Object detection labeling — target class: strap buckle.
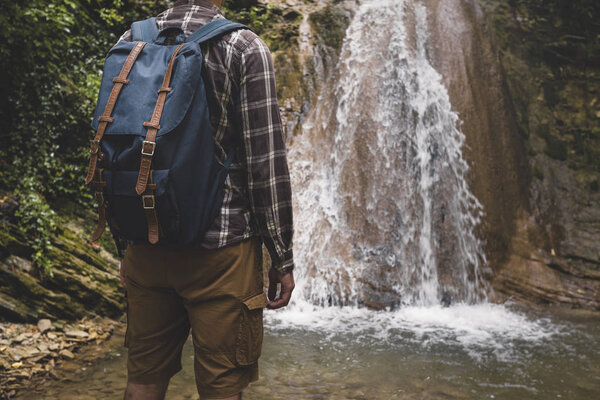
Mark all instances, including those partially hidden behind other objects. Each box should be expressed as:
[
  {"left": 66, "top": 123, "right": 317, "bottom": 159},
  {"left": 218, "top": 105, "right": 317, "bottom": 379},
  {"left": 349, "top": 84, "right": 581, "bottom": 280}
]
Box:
[
  {"left": 141, "top": 140, "right": 156, "bottom": 156},
  {"left": 90, "top": 139, "right": 101, "bottom": 155},
  {"left": 142, "top": 195, "right": 155, "bottom": 210}
]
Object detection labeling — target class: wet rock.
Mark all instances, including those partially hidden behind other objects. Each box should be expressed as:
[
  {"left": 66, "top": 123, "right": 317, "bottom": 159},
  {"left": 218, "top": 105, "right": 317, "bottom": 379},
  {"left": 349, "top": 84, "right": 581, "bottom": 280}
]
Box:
[
  {"left": 12, "top": 334, "right": 27, "bottom": 344},
  {"left": 65, "top": 330, "right": 89, "bottom": 339},
  {"left": 424, "top": 0, "right": 600, "bottom": 310},
  {"left": 441, "top": 292, "right": 452, "bottom": 307},
  {"left": 5, "top": 255, "right": 33, "bottom": 274},
  {"left": 58, "top": 349, "right": 75, "bottom": 360},
  {"left": 0, "top": 219, "right": 125, "bottom": 323}
]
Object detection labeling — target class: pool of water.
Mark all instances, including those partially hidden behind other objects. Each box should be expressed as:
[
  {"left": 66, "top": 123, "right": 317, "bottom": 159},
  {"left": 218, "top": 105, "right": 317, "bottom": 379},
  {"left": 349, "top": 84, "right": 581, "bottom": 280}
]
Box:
[{"left": 17, "top": 302, "right": 600, "bottom": 399}]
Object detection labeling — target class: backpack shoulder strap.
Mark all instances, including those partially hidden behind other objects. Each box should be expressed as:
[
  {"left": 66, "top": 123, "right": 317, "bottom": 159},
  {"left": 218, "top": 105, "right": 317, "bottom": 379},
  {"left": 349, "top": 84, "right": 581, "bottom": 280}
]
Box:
[
  {"left": 185, "top": 18, "right": 249, "bottom": 44},
  {"left": 131, "top": 17, "right": 159, "bottom": 42}
]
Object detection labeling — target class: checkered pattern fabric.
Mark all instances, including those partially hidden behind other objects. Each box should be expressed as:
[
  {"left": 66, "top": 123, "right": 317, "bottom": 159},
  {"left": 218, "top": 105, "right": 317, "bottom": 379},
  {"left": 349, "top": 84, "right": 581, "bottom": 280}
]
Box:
[{"left": 112, "top": 0, "right": 294, "bottom": 273}]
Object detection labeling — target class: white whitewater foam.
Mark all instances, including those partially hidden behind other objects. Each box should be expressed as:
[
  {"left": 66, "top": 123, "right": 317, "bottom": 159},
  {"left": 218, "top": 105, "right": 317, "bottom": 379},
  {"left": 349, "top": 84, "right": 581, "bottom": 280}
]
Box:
[{"left": 265, "top": 301, "right": 568, "bottom": 362}]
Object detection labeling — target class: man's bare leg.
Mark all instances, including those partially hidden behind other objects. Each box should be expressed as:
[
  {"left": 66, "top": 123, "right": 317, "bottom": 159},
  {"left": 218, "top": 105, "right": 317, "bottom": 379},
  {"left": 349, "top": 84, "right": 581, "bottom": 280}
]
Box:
[{"left": 123, "top": 381, "right": 169, "bottom": 400}]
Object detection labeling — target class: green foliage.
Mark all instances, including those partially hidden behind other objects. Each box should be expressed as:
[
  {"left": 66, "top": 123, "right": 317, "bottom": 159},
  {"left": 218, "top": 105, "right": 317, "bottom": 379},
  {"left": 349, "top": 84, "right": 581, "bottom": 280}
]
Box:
[
  {"left": 0, "top": 0, "right": 301, "bottom": 275},
  {"left": 13, "top": 180, "right": 58, "bottom": 277},
  {"left": 0, "top": 0, "right": 165, "bottom": 274}
]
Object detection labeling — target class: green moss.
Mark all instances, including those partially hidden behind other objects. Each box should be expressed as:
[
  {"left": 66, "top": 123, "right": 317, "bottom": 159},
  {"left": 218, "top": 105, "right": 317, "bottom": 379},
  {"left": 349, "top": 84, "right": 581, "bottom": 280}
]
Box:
[
  {"left": 483, "top": 0, "right": 600, "bottom": 177},
  {"left": 533, "top": 165, "right": 545, "bottom": 180},
  {"left": 544, "top": 135, "right": 568, "bottom": 161},
  {"left": 535, "top": 123, "right": 551, "bottom": 139},
  {"left": 0, "top": 224, "right": 31, "bottom": 259},
  {"left": 309, "top": 6, "right": 350, "bottom": 52},
  {"left": 543, "top": 81, "right": 567, "bottom": 109},
  {"left": 275, "top": 52, "right": 304, "bottom": 103}
]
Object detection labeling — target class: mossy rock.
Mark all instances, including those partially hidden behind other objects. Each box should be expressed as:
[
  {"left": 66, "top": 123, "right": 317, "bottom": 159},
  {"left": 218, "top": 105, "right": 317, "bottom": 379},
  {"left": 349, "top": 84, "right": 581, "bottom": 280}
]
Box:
[
  {"left": 544, "top": 135, "right": 568, "bottom": 161},
  {"left": 309, "top": 5, "right": 351, "bottom": 52},
  {"left": 0, "top": 218, "right": 124, "bottom": 322}
]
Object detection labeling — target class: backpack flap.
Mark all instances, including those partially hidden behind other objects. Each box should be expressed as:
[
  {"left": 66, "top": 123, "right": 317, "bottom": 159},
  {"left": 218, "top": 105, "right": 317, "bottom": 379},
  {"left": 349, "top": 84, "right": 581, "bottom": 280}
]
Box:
[
  {"left": 131, "top": 17, "right": 159, "bottom": 42},
  {"left": 91, "top": 40, "right": 203, "bottom": 138}
]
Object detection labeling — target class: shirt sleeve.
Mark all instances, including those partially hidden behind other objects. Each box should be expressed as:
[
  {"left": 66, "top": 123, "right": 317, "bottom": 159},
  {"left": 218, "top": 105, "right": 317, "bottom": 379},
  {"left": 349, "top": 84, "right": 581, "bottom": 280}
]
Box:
[{"left": 239, "top": 36, "right": 294, "bottom": 274}]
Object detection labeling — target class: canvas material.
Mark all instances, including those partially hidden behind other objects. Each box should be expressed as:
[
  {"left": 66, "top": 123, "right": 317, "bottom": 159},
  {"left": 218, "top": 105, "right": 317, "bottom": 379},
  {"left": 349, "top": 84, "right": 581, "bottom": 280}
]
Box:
[{"left": 89, "top": 19, "right": 248, "bottom": 246}]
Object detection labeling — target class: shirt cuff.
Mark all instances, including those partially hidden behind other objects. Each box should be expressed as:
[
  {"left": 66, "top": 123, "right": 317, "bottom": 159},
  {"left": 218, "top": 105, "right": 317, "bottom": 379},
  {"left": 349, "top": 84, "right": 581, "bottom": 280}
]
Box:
[
  {"left": 111, "top": 233, "right": 129, "bottom": 259},
  {"left": 271, "top": 249, "right": 294, "bottom": 274}
]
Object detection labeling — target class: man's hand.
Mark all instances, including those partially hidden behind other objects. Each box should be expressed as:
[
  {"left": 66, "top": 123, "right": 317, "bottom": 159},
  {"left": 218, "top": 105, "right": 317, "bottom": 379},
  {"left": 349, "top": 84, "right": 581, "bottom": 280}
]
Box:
[
  {"left": 119, "top": 259, "right": 127, "bottom": 289},
  {"left": 267, "top": 268, "right": 294, "bottom": 309}
]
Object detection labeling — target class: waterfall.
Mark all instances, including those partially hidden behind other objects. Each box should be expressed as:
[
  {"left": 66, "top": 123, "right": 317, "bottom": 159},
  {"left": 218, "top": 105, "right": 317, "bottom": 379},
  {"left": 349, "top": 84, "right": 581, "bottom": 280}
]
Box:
[{"left": 288, "top": 0, "right": 489, "bottom": 308}]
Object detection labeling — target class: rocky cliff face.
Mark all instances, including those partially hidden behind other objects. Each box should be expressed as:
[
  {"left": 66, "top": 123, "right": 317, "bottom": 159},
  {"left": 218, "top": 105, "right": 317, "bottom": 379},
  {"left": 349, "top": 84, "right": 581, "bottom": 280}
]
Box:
[
  {"left": 471, "top": 0, "right": 599, "bottom": 309},
  {"left": 412, "top": 0, "right": 599, "bottom": 309}
]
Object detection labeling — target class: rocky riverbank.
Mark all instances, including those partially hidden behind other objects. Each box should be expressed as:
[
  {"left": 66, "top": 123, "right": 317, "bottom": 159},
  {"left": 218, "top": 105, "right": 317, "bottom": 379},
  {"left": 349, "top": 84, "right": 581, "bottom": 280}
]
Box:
[{"left": 0, "top": 316, "right": 121, "bottom": 399}]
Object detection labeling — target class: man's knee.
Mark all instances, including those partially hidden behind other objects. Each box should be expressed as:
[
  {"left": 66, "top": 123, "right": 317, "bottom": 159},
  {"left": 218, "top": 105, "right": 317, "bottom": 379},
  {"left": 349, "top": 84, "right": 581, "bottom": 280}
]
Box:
[{"left": 124, "top": 380, "right": 170, "bottom": 400}]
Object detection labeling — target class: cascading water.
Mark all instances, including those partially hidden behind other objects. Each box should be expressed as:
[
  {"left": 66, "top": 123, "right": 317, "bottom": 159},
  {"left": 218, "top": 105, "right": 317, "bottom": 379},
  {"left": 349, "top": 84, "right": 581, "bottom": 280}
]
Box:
[
  {"left": 289, "top": 0, "right": 488, "bottom": 309},
  {"left": 267, "top": 0, "right": 570, "bottom": 366}
]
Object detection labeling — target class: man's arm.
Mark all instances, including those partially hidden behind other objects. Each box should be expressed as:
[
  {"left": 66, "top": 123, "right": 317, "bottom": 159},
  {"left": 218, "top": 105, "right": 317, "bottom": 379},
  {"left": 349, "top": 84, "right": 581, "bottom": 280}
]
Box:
[{"left": 239, "top": 36, "right": 295, "bottom": 286}]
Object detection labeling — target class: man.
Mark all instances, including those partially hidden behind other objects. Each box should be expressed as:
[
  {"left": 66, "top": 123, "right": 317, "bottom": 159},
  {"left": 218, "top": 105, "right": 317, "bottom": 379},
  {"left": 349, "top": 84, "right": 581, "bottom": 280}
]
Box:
[{"left": 114, "top": 1, "right": 295, "bottom": 399}]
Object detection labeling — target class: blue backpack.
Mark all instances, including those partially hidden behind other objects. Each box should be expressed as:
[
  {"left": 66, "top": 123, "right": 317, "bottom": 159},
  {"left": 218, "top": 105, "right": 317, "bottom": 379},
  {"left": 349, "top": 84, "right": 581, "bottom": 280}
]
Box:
[{"left": 85, "top": 18, "right": 249, "bottom": 246}]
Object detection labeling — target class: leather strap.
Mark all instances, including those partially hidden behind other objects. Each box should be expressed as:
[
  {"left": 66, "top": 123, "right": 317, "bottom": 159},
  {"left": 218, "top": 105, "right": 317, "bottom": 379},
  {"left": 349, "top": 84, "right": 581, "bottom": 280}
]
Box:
[
  {"left": 141, "top": 171, "right": 160, "bottom": 244},
  {"left": 135, "top": 43, "right": 186, "bottom": 195},
  {"left": 85, "top": 41, "right": 147, "bottom": 185},
  {"left": 90, "top": 168, "right": 107, "bottom": 241}
]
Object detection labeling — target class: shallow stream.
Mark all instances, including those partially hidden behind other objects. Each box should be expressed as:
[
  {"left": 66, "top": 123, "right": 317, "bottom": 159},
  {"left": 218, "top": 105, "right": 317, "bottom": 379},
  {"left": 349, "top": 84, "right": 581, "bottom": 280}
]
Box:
[{"left": 17, "top": 302, "right": 600, "bottom": 399}]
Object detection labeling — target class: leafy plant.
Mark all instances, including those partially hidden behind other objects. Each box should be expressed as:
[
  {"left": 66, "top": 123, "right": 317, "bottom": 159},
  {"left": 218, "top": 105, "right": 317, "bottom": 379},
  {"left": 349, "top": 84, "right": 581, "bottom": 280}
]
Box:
[
  {"left": 13, "top": 179, "right": 58, "bottom": 276},
  {"left": 0, "top": 0, "right": 165, "bottom": 274}
]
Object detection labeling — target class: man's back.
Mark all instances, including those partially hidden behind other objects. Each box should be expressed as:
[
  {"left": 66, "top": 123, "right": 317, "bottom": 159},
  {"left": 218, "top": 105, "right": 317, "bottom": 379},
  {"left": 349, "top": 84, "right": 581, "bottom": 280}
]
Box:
[
  {"left": 113, "top": 1, "right": 296, "bottom": 399},
  {"left": 115, "top": 0, "right": 294, "bottom": 275}
]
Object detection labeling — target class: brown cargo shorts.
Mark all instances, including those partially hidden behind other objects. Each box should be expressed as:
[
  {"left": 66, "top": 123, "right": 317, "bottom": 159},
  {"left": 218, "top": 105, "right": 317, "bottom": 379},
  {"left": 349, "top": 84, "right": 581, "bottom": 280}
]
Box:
[{"left": 122, "top": 237, "right": 266, "bottom": 398}]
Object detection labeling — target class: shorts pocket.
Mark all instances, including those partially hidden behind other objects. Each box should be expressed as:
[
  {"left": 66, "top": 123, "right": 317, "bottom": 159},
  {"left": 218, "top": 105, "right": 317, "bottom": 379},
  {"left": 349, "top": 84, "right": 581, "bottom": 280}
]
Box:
[{"left": 235, "top": 292, "right": 268, "bottom": 366}]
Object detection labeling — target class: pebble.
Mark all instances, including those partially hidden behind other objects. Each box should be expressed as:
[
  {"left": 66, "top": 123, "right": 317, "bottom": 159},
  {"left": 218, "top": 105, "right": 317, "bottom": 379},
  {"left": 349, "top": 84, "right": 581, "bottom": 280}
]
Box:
[
  {"left": 37, "top": 319, "right": 52, "bottom": 333},
  {"left": 59, "top": 349, "right": 75, "bottom": 360},
  {"left": 65, "top": 330, "right": 89, "bottom": 339},
  {"left": 12, "top": 333, "right": 29, "bottom": 343}
]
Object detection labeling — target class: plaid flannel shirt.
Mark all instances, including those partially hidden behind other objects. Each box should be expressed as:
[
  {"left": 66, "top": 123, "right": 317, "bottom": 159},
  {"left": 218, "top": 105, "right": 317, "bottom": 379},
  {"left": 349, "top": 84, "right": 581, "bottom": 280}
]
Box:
[{"left": 112, "top": 0, "right": 294, "bottom": 273}]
